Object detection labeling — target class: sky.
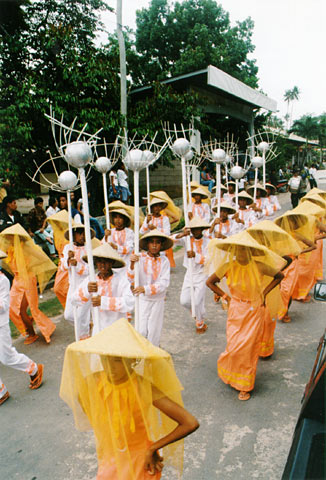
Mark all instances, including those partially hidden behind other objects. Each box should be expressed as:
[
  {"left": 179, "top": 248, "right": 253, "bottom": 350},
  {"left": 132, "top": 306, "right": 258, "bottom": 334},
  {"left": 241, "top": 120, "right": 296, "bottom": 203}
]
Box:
[{"left": 101, "top": 0, "right": 326, "bottom": 123}]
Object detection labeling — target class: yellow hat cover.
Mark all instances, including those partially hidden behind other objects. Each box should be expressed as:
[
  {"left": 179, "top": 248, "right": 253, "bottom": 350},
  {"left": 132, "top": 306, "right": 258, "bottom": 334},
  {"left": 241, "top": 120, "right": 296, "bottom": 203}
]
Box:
[
  {"left": 247, "top": 220, "right": 301, "bottom": 257},
  {"left": 299, "top": 195, "right": 326, "bottom": 215},
  {"left": 305, "top": 187, "right": 326, "bottom": 200},
  {"left": 60, "top": 318, "right": 184, "bottom": 479},
  {"left": 47, "top": 209, "right": 73, "bottom": 254},
  {"left": 274, "top": 211, "right": 316, "bottom": 242},
  {"left": 0, "top": 224, "right": 57, "bottom": 292}
]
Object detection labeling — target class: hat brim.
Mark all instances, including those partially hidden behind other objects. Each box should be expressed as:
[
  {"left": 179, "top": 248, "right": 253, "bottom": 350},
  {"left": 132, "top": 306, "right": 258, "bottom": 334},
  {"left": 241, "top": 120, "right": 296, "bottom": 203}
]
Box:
[
  {"left": 110, "top": 210, "right": 131, "bottom": 228},
  {"left": 139, "top": 234, "right": 173, "bottom": 252},
  {"left": 82, "top": 253, "right": 125, "bottom": 269},
  {"left": 64, "top": 225, "right": 95, "bottom": 241}
]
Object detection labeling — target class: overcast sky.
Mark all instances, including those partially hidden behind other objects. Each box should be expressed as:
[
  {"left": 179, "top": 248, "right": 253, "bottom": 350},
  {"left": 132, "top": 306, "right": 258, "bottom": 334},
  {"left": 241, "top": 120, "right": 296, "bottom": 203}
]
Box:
[{"left": 102, "top": 0, "right": 326, "bottom": 122}]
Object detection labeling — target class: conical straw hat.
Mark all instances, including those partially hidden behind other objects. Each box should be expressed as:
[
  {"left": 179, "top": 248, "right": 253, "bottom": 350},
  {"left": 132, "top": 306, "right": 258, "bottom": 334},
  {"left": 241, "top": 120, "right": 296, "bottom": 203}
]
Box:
[
  {"left": 247, "top": 220, "right": 302, "bottom": 257},
  {"left": 300, "top": 194, "right": 326, "bottom": 210},
  {"left": 265, "top": 183, "right": 276, "bottom": 193},
  {"left": 188, "top": 216, "right": 210, "bottom": 229},
  {"left": 306, "top": 187, "right": 326, "bottom": 199},
  {"left": 293, "top": 201, "right": 325, "bottom": 218},
  {"left": 191, "top": 187, "right": 209, "bottom": 199},
  {"left": 83, "top": 243, "right": 125, "bottom": 268},
  {"left": 214, "top": 230, "right": 270, "bottom": 256},
  {"left": 212, "top": 184, "right": 227, "bottom": 193},
  {"left": 238, "top": 191, "right": 254, "bottom": 204},
  {"left": 247, "top": 183, "right": 267, "bottom": 195},
  {"left": 212, "top": 202, "right": 236, "bottom": 214},
  {"left": 139, "top": 229, "right": 173, "bottom": 251},
  {"left": 64, "top": 223, "right": 95, "bottom": 241},
  {"left": 110, "top": 209, "right": 131, "bottom": 228},
  {"left": 190, "top": 181, "right": 201, "bottom": 190},
  {"left": 0, "top": 223, "right": 30, "bottom": 239},
  {"left": 0, "top": 249, "right": 7, "bottom": 260},
  {"left": 227, "top": 181, "right": 236, "bottom": 186},
  {"left": 149, "top": 197, "right": 168, "bottom": 209},
  {"left": 68, "top": 317, "right": 170, "bottom": 358},
  {"left": 47, "top": 209, "right": 70, "bottom": 225}
]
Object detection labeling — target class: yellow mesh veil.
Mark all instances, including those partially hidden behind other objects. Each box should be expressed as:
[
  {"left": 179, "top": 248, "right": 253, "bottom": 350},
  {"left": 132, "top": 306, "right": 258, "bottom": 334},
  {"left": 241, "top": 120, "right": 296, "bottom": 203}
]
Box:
[
  {"left": 47, "top": 209, "right": 71, "bottom": 254},
  {"left": 305, "top": 187, "right": 326, "bottom": 200},
  {"left": 0, "top": 224, "right": 57, "bottom": 292},
  {"left": 149, "top": 191, "right": 182, "bottom": 229},
  {"left": 298, "top": 196, "right": 326, "bottom": 218},
  {"left": 274, "top": 211, "right": 316, "bottom": 242},
  {"left": 207, "top": 231, "right": 286, "bottom": 302},
  {"left": 247, "top": 220, "right": 301, "bottom": 257},
  {"left": 60, "top": 318, "right": 184, "bottom": 479},
  {"left": 105, "top": 200, "right": 145, "bottom": 228}
]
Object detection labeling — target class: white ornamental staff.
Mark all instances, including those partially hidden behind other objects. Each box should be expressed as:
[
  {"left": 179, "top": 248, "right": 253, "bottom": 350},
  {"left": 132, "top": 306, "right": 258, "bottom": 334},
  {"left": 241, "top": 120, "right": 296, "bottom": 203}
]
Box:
[
  {"left": 251, "top": 156, "right": 264, "bottom": 202},
  {"left": 64, "top": 141, "right": 100, "bottom": 334},
  {"left": 172, "top": 138, "right": 196, "bottom": 319},
  {"left": 123, "top": 149, "right": 150, "bottom": 330},
  {"left": 143, "top": 150, "right": 155, "bottom": 215},
  {"left": 94, "top": 156, "right": 112, "bottom": 229},
  {"left": 229, "top": 165, "right": 245, "bottom": 209},
  {"left": 257, "top": 141, "right": 270, "bottom": 188},
  {"left": 211, "top": 148, "right": 226, "bottom": 217}
]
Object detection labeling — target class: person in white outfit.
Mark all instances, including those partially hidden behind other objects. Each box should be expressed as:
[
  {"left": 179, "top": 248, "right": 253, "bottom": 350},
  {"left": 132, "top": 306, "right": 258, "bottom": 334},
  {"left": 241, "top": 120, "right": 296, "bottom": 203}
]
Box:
[
  {"left": 103, "top": 209, "right": 134, "bottom": 272},
  {"left": 62, "top": 225, "right": 93, "bottom": 339},
  {"left": 210, "top": 184, "right": 227, "bottom": 213},
  {"left": 172, "top": 216, "right": 211, "bottom": 334},
  {"left": 0, "top": 249, "right": 43, "bottom": 406},
  {"left": 247, "top": 184, "right": 274, "bottom": 220},
  {"left": 190, "top": 187, "right": 211, "bottom": 223},
  {"left": 223, "top": 181, "right": 236, "bottom": 205},
  {"left": 233, "top": 191, "right": 258, "bottom": 229},
  {"left": 210, "top": 202, "right": 240, "bottom": 238},
  {"left": 73, "top": 243, "right": 134, "bottom": 335},
  {"left": 265, "top": 184, "right": 281, "bottom": 218},
  {"left": 139, "top": 198, "right": 170, "bottom": 235},
  {"left": 128, "top": 229, "right": 171, "bottom": 346}
]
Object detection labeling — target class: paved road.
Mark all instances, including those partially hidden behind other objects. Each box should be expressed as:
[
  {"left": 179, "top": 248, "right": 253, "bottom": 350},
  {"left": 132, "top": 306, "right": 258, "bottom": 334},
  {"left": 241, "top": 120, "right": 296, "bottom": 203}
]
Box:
[{"left": 1, "top": 192, "right": 326, "bottom": 480}]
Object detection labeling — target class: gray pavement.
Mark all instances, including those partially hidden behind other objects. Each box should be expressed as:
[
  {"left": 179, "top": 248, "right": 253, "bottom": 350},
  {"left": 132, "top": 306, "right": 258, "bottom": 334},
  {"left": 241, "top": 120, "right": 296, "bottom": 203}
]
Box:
[{"left": 1, "top": 192, "right": 326, "bottom": 480}]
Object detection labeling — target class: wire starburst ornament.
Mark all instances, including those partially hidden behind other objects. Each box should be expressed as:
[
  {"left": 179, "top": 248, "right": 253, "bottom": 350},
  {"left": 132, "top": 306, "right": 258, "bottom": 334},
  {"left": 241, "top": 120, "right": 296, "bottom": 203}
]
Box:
[{"left": 246, "top": 130, "right": 279, "bottom": 188}]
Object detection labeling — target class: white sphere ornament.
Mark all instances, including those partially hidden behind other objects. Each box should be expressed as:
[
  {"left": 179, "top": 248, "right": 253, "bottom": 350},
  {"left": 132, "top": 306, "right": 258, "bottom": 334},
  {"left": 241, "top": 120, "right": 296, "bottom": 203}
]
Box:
[
  {"left": 123, "top": 149, "right": 148, "bottom": 172},
  {"left": 184, "top": 150, "right": 194, "bottom": 162},
  {"left": 95, "top": 156, "right": 112, "bottom": 174},
  {"left": 143, "top": 150, "right": 155, "bottom": 164},
  {"left": 251, "top": 156, "right": 264, "bottom": 169},
  {"left": 172, "top": 138, "right": 190, "bottom": 156},
  {"left": 58, "top": 170, "right": 78, "bottom": 191},
  {"left": 64, "top": 141, "right": 93, "bottom": 168},
  {"left": 212, "top": 148, "right": 226, "bottom": 164},
  {"left": 230, "top": 165, "right": 245, "bottom": 180},
  {"left": 257, "top": 141, "right": 270, "bottom": 153},
  {"left": 224, "top": 154, "right": 232, "bottom": 165}
]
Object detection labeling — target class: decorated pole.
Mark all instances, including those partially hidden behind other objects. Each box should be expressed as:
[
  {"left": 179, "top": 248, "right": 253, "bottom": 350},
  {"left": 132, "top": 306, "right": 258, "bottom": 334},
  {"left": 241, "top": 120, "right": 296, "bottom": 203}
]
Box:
[
  {"left": 229, "top": 165, "right": 245, "bottom": 209},
  {"left": 64, "top": 141, "right": 100, "bottom": 334},
  {"left": 143, "top": 150, "right": 155, "bottom": 215},
  {"left": 257, "top": 141, "right": 270, "bottom": 188},
  {"left": 251, "top": 156, "right": 264, "bottom": 202},
  {"left": 172, "top": 138, "right": 196, "bottom": 319},
  {"left": 123, "top": 149, "right": 149, "bottom": 331},
  {"left": 94, "top": 156, "right": 112, "bottom": 229},
  {"left": 211, "top": 149, "right": 226, "bottom": 217},
  {"left": 58, "top": 170, "right": 79, "bottom": 341}
]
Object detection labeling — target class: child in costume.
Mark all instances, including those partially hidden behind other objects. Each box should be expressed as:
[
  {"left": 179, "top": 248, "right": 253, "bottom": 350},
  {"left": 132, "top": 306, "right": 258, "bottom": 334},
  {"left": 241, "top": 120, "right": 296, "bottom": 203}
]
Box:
[
  {"left": 62, "top": 225, "right": 93, "bottom": 339},
  {"left": 247, "top": 184, "right": 274, "bottom": 219},
  {"left": 74, "top": 243, "right": 134, "bottom": 334},
  {"left": 233, "top": 191, "right": 258, "bottom": 229},
  {"left": 189, "top": 187, "right": 211, "bottom": 223},
  {"left": 206, "top": 231, "right": 285, "bottom": 400},
  {"left": 103, "top": 209, "right": 134, "bottom": 272},
  {"left": 0, "top": 224, "right": 56, "bottom": 344},
  {"left": 223, "top": 181, "right": 236, "bottom": 205},
  {"left": 0, "top": 248, "right": 43, "bottom": 405},
  {"left": 140, "top": 198, "right": 170, "bottom": 236},
  {"left": 210, "top": 202, "right": 240, "bottom": 238},
  {"left": 172, "top": 217, "right": 211, "bottom": 333},
  {"left": 60, "top": 318, "right": 199, "bottom": 479},
  {"left": 210, "top": 184, "right": 227, "bottom": 213},
  {"left": 265, "top": 184, "right": 281, "bottom": 218},
  {"left": 128, "top": 230, "right": 171, "bottom": 346}
]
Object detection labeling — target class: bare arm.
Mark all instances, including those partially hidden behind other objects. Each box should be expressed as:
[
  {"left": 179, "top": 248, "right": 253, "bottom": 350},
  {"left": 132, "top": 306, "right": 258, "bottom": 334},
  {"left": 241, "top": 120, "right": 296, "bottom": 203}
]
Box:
[
  {"left": 206, "top": 273, "right": 231, "bottom": 302},
  {"left": 144, "top": 393, "right": 199, "bottom": 475},
  {"left": 262, "top": 271, "right": 284, "bottom": 304},
  {"left": 293, "top": 233, "right": 317, "bottom": 254}
]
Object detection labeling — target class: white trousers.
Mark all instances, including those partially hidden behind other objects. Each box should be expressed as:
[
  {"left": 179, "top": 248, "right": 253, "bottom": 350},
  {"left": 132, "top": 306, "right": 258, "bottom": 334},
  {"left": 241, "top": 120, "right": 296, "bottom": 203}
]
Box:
[
  {"left": 0, "top": 323, "right": 37, "bottom": 397},
  {"left": 180, "top": 271, "right": 207, "bottom": 323},
  {"left": 64, "top": 283, "right": 91, "bottom": 339},
  {"left": 138, "top": 297, "right": 165, "bottom": 346}
]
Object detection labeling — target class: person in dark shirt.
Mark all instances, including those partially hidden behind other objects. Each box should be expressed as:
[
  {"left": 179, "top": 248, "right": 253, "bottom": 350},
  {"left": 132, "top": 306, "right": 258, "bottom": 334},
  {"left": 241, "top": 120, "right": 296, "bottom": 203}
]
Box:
[{"left": 0, "top": 196, "right": 25, "bottom": 232}]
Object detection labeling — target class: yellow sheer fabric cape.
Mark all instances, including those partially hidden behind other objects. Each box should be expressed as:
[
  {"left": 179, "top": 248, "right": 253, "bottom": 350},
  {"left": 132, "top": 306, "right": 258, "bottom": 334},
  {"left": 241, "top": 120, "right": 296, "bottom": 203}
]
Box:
[
  {"left": 0, "top": 224, "right": 56, "bottom": 292},
  {"left": 60, "top": 318, "right": 184, "bottom": 479},
  {"left": 47, "top": 209, "right": 70, "bottom": 254},
  {"left": 149, "top": 191, "right": 182, "bottom": 230},
  {"left": 274, "top": 211, "right": 316, "bottom": 242},
  {"left": 105, "top": 200, "right": 145, "bottom": 229}
]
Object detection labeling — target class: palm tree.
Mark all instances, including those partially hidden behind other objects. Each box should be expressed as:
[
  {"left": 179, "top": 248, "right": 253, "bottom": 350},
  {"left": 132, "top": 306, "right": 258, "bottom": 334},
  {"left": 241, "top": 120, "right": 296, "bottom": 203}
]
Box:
[
  {"left": 284, "top": 86, "right": 300, "bottom": 130},
  {"left": 290, "top": 115, "right": 318, "bottom": 164}
]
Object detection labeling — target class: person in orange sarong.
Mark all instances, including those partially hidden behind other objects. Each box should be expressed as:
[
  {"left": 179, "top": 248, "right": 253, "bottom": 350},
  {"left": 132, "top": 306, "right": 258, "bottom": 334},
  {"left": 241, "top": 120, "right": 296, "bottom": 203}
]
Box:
[
  {"left": 206, "top": 232, "right": 285, "bottom": 401},
  {"left": 60, "top": 319, "right": 199, "bottom": 479},
  {"left": 0, "top": 224, "right": 56, "bottom": 344}
]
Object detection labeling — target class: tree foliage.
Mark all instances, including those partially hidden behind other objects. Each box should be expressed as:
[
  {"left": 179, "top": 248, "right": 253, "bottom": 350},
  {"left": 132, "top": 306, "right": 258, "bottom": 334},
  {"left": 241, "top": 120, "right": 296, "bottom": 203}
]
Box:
[{"left": 132, "top": 0, "right": 258, "bottom": 88}]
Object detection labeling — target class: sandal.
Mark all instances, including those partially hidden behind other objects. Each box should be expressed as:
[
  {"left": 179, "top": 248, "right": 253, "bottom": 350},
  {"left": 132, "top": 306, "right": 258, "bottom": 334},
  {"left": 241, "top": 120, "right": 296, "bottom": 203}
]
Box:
[
  {"left": 24, "top": 334, "right": 39, "bottom": 345},
  {"left": 282, "top": 315, "right": 291, "bottom": 323},
  {"left": 0, "top": 391, "right": 10, "bottom": 406},
  {"left": 196, "top": 323, "right": 208, "bottom": 334},
  {"left": 29, "top": 364, "right": 44, "bottom": 390},
  {"left": 238, "top": 391, "right": 251, "bottom": 401}
]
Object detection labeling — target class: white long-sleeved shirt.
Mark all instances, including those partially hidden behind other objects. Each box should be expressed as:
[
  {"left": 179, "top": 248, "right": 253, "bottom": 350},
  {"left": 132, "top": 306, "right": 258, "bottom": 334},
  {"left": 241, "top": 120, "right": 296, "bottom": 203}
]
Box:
[
  {"left": 62, "top": 243, "right": 89, "bottom": 280},
  {"left": 127, "top": 252, "right": 170, "bottom": 301},
  {"left": 191, "top": 203, "right": 210, "bottom": 223},
  {"left": 236, "top": 208, "right": 258, "bottom": 229},
  {"left": 211, "top": 218, "right": 240, "bottom": 237},
  {"left": 103, "top": 227, "right": 134, "bottom": 266},
  {"left": 223, "top": 192, "right": 236, "bottom": 205},
  {"left": 73, "top": 273, "right": 134, "bottom": 331},
  {"left": 0, "top": 273, "right": 10, "bottom": 328},
  {"left": 173, "top": 233, "right": 211, "bottom": 275},
  {"left": 265, "top": 195, "right": 281, "bottom": 214},
  {"left": 140, "top": 214, "right": 171, "bottom": 235},
  {"left": 254, "top": 197, "right": 274, "bottom": 219}
]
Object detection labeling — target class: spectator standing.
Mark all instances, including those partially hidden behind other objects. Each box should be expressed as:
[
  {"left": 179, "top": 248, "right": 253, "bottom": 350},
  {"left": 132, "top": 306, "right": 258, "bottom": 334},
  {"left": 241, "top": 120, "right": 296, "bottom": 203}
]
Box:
[
  {"left": 308, "top": 164, "right": 318, "bottom": 188},
  {"left": 287, "top": 169, "right": 303, "bottom": 208},
  {"left": 46, "top": 197, "right": 59, "bottom": 217},
  {"left": 116, "top": 163, "right": 130, "bottom": 203}
]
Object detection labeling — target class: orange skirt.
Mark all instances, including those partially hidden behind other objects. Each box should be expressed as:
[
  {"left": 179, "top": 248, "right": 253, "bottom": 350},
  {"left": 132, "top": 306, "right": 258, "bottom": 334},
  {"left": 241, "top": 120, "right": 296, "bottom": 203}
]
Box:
[
  {"left": 280, "top": 258, "right": 298, "bottom": 309},
  {"left": 259, "top": 307, "right": 275, "bottom": 358},
  {"left": 315, "top": 239, "right": 323, "bottom": 281},
  {"left": 9, "top": 275, "right": 56, "bottom": 341},
  {"left": 218, "top": 297, "right": 264, "bottom": 392},
  {"left": 54, "top": 268, "right": 69, "bottom": 308},
  {"left": 292, "top": 252, "right": 316, "bottom": 300}
]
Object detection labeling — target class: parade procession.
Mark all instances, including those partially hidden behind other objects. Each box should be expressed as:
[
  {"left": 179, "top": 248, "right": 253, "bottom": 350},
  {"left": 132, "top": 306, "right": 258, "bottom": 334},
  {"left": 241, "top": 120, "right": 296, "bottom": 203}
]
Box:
[{"left": 2, "top": 0, "right": 326, "bottom": 479}]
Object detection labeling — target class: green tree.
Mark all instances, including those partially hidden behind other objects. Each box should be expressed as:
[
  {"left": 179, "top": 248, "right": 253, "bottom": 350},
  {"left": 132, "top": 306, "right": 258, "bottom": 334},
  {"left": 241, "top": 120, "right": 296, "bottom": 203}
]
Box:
[{"left": 132, "top": 0, "right": 258, "bottom": 88}]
